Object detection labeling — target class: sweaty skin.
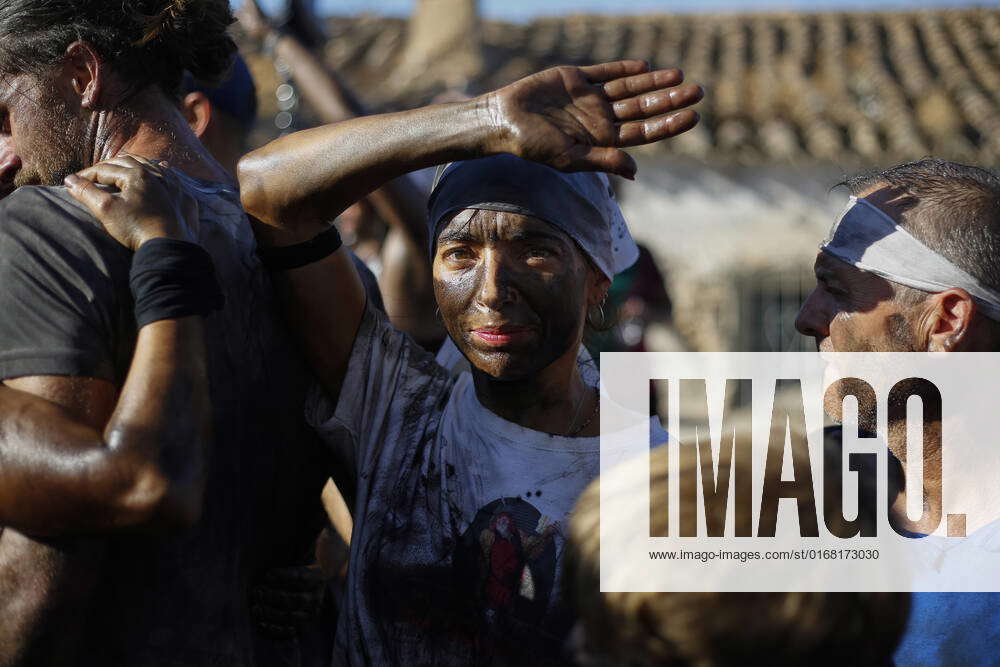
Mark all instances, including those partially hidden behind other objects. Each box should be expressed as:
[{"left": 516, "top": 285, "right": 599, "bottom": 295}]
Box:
[
  {"left": 0, "top": 158, "right": 214, "bottom": 534},
  {"left": 795, "top": 186, "right": 972, "bottom": 356},
  {"left": 54, "top": 60, "right": 698, "bottom": 655},
  {"left": 0, "top": 40, "right": 221, "bottom": 664},
  {"left": 797, "top": 251, "right": 915, "bottom": 355},
  {"left": 433, "top": 209, "right": 604, "bottom": 434},
  {"left": 794, "top": 185, "right": 994, "bottom": 536},
  {"left": 240, "top": 60, "right": 703, "bottom": 421},
  {"left": 435, "top": 210, "right": 591, "bottom": 378}
]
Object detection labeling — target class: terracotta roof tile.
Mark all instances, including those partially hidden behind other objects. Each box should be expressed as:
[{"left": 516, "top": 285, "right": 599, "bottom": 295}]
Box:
[{"left": 243, "top": 8, "right": 1000, "bottom": 165}]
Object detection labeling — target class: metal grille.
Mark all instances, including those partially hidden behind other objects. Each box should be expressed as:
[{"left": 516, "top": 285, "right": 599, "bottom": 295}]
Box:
[{"left": 735, "top": 266, "right": 816, "bottom": 352}]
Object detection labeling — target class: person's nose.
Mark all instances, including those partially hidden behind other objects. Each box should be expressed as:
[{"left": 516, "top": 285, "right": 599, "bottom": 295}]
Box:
[
  {"left": 0, "top": 137, "right": 19, "bottom": 200},
  {"left": 0, "top": 137, "right": 21, "bottom": 185},
  {"left": 475, "top": 250, "right": 518, "bottom": 311},
  {"left": 795, "top": 287, "right": 830, "bottom": 340}
]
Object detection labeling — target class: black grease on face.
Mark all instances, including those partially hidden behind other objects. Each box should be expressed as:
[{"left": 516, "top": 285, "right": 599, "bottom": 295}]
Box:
[{"left": 433, "top": 210, "right": 591, "bottom": 380}]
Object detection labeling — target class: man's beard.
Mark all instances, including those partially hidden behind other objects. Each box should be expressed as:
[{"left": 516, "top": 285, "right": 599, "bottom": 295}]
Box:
[
  {"left": 12, "top": 83, "right": 88, "bottom": 188},
  {"left": 825, "top": 312, "right": 921, "bottom": 430},
  {"left": 886, "top": 312, "right": 920, "bottom": 352},
  {"left": 836, "top": 313, "right": 920, "bottom": 354}
]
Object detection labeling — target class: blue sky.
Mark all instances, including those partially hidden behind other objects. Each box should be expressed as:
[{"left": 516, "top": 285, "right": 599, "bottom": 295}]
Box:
[{"left": 238, "top": 0, "right": 1000, "bottom": 23}]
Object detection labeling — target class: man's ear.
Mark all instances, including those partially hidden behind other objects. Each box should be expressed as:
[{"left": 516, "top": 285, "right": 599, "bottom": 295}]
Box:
[
  {"left": 60, "top": 41, "right": 105, "bottom": 110},
  {"left": 925, "top": 289, "right": 975, "bottom": 352},
  {"left": 181, "top": 92, "right": 213, "bottom": 139}
]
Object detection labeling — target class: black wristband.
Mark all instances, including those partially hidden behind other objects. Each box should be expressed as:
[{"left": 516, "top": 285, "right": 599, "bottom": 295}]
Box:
[
  {"left": 130, "top": 238, "right": 225, "bottom": 328},
  {"left": 256, "top": 225, "right": 343, "bottom": 271}
]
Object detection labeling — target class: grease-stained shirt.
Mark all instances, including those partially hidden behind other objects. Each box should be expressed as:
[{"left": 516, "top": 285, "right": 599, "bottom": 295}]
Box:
[
  {"left": 307, "top": 301, "right": 666, "bottom": 666},
  {"left": 0, "top": 175, "right": 331, "bottom": 666}
]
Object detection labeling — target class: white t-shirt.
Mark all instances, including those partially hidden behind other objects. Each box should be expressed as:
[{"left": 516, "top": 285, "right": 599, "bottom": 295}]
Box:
[{"left": 307, "top": 303, "right": 662, "bottom": 665}]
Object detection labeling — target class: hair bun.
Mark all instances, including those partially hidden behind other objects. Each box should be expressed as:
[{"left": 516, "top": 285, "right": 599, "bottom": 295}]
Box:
[
  {"left": 0, "top": 0, "right": 235, "bottom": 97},
  {"left": 137, "top": 0, "right": 191, "bottom": 46},
  {"left": 135, "top": 0, "right": 235, "bottom": 88}
]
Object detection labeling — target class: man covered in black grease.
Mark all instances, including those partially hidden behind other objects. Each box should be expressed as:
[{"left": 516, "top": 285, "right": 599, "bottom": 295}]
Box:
[{"left": 0, "top": 1, "right": 330, "bottom": 664}]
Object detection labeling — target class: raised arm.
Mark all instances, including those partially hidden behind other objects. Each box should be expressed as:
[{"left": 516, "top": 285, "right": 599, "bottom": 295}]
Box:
[
  {"left": 239, "top": 60, "right": 702, "bottom": 400},
  {"left": 240, "top": 61, "right": 700, "bottom": 226},
  {"left": 238, "top": 0, "right": 423, "bottom": 239},
  {"left": 239, "top": 1, "right": 442, "bottom": 343},
  {"left": 239, "top": 0, "right": 369, "bottom": 123},
  {"left": 0, "top": 159, "right": 213, "bottom": 536}
]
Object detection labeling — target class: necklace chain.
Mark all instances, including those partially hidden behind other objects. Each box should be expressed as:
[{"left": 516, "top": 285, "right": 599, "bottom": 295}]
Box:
[{"left": 567, "top": 386, "right": 600, "bottom": 437}]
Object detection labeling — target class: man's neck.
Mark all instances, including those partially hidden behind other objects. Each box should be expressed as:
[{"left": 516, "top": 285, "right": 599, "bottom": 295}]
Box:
[
  {"left": 887, "top": 418, "right": 943, "bottom": 535},
  {"left": 471, "top": 344, "right": 594, "bottom": 437},
  {"left": 93, "top": 90, "right": 227, "bottom": 184}
]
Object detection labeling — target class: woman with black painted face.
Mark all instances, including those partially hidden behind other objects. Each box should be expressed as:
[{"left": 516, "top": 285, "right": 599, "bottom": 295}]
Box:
[
  {"left": 426, "top": 154, "right": 645, "bottom": 432},
  {"left": 90, "top": 59, "right": 703, "bottom": 664},
  {"left": 239, "top": 59, "right": 700, "bottom": 666}
]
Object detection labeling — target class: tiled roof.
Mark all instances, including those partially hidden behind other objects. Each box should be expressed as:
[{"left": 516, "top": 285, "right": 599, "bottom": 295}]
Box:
[{"left": 245, "top": 8, "right": 1000, "bottom": 166}]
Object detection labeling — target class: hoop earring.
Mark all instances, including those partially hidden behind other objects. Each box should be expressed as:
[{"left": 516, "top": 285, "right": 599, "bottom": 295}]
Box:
[{"left": 586, "top": 298, "right": 608, "bottom": 329}]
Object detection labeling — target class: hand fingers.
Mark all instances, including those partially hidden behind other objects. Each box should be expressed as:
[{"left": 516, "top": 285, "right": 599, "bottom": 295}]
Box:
[
  {"left": 122, "top": 154, "right": 166, "bottom": 173},
  {"left": 566, "top": 145, "right": 637, "bottom": 180},
  {"left": 616, "top": 109, "right": 700, "bottom": 148},
  {"left": 63, "top": 173, "right": 116, "bottom": 215},
  {"left": 601, "top": 68, "right": 685, "bottom": 102},
  {"left": 95, "top": 154, "right": 149, "bottom": 173},
  {"left": 75, "top": 157, "right": 177, "bottom": 197},
  {"left": 611, "top": 84, "right": 704, "bottom": 122},
  {"left": 114, "top": 155, "right": 175, "bottom": 186},
  {"left": 74, "top": 162, "right": 141, "bottom": 190},
  {"left": 578, "top": 60, "right": 650, "bottom": 84},
  {"left": 137, "top": 157, "right": 182, "bottom": 192},
  {"left": 80, "top": 155, "right": 168, "bottom": 181}
]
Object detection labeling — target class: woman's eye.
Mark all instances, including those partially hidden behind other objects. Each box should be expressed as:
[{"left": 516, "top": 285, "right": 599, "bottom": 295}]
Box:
[
  {"left": 445, "top": 247, "right": 474, "bottom": 261},
  {"left": 526, "top": 247, "right": 552, "bottom": 260}
]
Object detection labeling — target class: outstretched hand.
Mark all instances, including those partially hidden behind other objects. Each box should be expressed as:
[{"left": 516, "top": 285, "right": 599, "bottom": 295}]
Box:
[
  {"left": 64, "top": 155, "right": 199, "bottom": 251},
  {"left": 483, "top": 60, "right": 703, "bottom": 179}
]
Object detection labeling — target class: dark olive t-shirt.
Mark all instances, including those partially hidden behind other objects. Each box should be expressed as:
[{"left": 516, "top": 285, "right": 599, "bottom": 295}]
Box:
[{"left": 0, "top": 177, "right": 332, "bottom": 666}]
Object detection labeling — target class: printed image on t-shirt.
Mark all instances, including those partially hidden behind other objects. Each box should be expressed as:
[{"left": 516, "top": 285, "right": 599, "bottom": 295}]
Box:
[
  {"left": 455, "top": 496, "right": 560, "bottom": 645},
  {"left": 308, "top": 304, "right": 667, "bottom": 665}
]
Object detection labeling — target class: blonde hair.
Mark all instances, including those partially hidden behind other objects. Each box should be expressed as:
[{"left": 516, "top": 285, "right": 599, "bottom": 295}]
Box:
[{"left": 565, "top": 439, "right": 909, "bottom": 666}]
